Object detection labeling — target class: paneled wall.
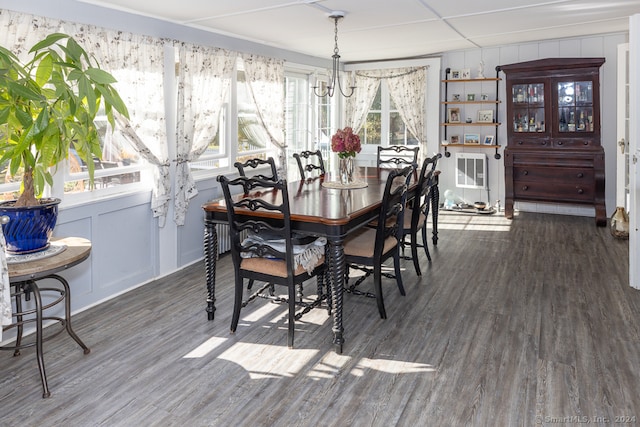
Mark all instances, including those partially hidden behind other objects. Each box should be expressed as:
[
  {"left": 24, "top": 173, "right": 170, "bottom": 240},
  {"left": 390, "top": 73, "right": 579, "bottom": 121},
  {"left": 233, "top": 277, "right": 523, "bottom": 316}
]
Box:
[{"left": 438, "top": 33, "right": 628, "bottom": 217}]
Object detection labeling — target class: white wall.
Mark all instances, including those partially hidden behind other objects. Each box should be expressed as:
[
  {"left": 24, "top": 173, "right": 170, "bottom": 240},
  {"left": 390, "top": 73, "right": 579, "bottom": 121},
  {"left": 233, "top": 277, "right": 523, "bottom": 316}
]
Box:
[{"left": 439, "top": 33, "right": 628, "bottom": 218}]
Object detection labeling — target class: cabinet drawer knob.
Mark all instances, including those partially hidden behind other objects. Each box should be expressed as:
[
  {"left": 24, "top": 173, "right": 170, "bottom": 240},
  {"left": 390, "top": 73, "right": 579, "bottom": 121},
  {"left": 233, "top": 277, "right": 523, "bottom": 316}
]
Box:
[
  {"left": 522, "top": 185, "right": 529, "bottom": 191},
  {"left": 577, "top": 172, "right": 584, "bottom": 178},
  {"left": 523, "top": 170, "right": 529, "bottom": 176},
  {"left": 557, "top": 141, "right": 563, "bottom": 145},
  {"left": 577, "top": 188, "right": 584, "bottom": 194},
  {"left": 517, "top": 140, "right": 523, "bottom": 145},
  {"left": 583, "top": 141, "right": 589, "bottom": 145},
  {"left": 542, "top": 141, "right": 547, "bottom": 145}
]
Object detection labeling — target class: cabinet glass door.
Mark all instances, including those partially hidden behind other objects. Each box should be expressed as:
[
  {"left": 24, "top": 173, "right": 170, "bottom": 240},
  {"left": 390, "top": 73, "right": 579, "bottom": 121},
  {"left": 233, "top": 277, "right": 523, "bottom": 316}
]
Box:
[
  {"left": 512, "top": 83, "right": 545, "bottom": 133},
  {"left": 558, "top": 81, "right": 594, "bottom": 132}
]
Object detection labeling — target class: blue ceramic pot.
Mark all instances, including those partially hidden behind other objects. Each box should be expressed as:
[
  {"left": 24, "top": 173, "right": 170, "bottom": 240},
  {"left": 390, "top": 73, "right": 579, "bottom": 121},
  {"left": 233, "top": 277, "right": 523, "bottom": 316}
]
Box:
[{"left": 0, "top": 198, "right": 61, "bottom": 254}]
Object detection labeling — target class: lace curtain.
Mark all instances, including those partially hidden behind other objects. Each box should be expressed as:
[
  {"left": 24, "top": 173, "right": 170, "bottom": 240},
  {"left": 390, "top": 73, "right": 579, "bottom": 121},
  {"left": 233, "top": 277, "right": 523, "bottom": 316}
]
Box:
[
  {"left": 174, "top": 44, "right": 237, "bottom": 225},
  {"left": 240, "top": 54, "right": 286, "bottom": 177},
  {"left": 69, "top": 25, "right": 171, "bottom": 226},
  {"left": 347, "top": 67, "right": 428, "bottom": 152}
]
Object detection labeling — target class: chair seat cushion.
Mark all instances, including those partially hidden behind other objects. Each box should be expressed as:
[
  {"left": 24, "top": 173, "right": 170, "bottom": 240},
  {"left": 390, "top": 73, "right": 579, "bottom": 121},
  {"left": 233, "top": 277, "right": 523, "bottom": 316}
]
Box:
[
  {"left": 344, "top": 227, "right": 397, "bottom": 258},
  {"left": 241, "top": 233, "right": 326, "bottom": 274},
  {"left": 403, "top": 207, "right": 426, "bottom": 230},
  {"left": 241, "top": 256, "right": 325, "bottom": 278}
]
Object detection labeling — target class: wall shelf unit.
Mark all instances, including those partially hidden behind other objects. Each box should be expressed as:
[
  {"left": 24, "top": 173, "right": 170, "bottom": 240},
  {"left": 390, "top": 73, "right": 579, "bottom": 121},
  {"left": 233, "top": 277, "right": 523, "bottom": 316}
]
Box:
[{"left": 440, "top": 67, "right": 502, "bottom": 159}]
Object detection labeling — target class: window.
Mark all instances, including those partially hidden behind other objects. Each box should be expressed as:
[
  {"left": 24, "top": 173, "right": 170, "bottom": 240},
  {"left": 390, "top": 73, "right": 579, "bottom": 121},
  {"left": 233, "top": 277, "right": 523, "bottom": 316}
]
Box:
[
  {"left": 0, "top": 112, "right": 151, "bottom": 201},
  {"left": 189, "top": 110, "right": 229, "bottom": 172},
  {"left": 359, "top": 82, "right": 417, "bottom": 152},
  {"left": 313, "top": 80, "right": 335, "bottom": 169},
  {"left": 63, "top": 113, "right": 146, "bottom": 195},
  {"left": 284, "top": 73, "right": 310, "bottom": 178},
  {"left": 236, "top": 66, "right": 273, "bottom": 165},
  {"left": 283, "top": 71, "right": 336, "bottom": 179}
]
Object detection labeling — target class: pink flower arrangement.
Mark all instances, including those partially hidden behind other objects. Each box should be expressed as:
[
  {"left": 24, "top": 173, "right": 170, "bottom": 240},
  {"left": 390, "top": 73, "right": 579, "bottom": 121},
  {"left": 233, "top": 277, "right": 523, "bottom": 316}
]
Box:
[{"left": 331, "top": 127, "right": 362, "bottom": 159}]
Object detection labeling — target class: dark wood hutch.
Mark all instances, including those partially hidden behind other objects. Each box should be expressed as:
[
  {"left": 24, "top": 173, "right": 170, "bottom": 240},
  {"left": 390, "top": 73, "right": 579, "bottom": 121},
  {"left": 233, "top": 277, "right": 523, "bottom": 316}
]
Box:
[{"left": 501, "top": 57, "right": 606, "bottom": 226}]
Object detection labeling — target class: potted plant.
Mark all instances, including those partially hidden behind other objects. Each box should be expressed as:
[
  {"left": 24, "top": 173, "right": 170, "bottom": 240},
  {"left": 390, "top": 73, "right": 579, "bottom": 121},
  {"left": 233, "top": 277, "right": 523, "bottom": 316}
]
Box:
[{"left": 0, "top": 33, "right": 129, "bottom": 253}]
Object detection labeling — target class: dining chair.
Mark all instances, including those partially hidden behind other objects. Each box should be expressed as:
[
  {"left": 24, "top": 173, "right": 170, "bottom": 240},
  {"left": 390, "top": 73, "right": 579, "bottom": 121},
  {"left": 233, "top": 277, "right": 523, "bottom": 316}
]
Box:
[
  {"left": 343, "top": 165, "right": 413, "bottom": 319},
  {"left": 217, "top": 175, "right": 328, "bottom": 348},
  {"left": 400, "top": 153, "right": 442, "bottom": 276},
  {"left": 234, "top": 157, "right": 278, "bottom": 181},
  {"left": 376, "top": 145, "right": 419, "bottom": 169},
  {"left": 293, "top": 150, "right": 326, "bottom": 180}
]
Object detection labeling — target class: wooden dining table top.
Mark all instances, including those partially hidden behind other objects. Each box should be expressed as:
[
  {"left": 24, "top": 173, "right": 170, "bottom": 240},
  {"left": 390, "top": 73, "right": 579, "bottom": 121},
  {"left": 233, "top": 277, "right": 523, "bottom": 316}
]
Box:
[{"left": 202, "top": 167, "right": 418, "bottom": 230}]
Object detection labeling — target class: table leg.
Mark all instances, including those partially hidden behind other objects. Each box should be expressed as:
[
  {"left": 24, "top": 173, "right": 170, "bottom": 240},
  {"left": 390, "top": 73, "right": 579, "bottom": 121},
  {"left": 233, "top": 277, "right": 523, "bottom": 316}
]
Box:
[
  {"left": 204, "top": 220, "right": 218, "bottom": 320},
  {"left": 327, "top": 237, "right": 345, "bottom": 354},
  {"left": 431, "top": 178, "right": 440, "bottom": 246}
]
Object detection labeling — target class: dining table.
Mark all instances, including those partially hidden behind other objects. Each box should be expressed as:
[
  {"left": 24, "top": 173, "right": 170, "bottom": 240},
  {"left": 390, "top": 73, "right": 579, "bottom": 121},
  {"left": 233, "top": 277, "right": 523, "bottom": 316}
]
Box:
[{"left": 201, "top": 166, "right": 440, "bottom": 354}]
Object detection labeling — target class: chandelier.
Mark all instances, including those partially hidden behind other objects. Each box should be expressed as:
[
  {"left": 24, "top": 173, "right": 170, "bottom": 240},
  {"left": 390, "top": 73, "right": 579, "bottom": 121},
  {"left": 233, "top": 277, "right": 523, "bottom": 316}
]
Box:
[{"left": 313, "top": 11, "right": 355, "bottom": 98}]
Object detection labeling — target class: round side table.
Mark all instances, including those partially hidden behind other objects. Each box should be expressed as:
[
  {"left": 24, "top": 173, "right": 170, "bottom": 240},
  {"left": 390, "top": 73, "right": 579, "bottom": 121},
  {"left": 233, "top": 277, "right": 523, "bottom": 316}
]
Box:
[{"left": 1, "top": 237, "right": 92, "bottom": 398}]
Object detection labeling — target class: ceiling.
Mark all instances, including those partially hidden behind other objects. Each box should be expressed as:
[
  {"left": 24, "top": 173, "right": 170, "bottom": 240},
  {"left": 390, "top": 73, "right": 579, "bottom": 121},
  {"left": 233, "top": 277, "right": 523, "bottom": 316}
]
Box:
[{"left": 78, "top": 0, "right": 640, "bottom": 62}]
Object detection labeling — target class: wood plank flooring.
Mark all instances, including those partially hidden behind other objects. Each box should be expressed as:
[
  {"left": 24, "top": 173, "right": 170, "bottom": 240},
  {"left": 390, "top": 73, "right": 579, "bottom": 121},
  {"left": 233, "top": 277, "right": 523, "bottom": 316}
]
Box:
[{"left": 1, "top": 211, "right": 638, "bottom": 427}]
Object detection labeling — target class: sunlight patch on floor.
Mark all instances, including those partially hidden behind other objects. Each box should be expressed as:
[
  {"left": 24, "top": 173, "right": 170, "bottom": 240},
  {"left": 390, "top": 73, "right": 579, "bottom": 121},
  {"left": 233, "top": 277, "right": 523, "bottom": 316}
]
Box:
[
  {"left": 349, "top": 357, "right": 436, "bottom": 377},
  {"left": 435, "top": 211, "right": 513, "bottom": 232},
  {"left": 183, "top": 336, "right": 228, "bottom": 358},
  {"left": 306, "top": 352, "right": 354, "bottom": 379},
  {"left": 217, "top": 342, "right": 321, "bottom": 379}
]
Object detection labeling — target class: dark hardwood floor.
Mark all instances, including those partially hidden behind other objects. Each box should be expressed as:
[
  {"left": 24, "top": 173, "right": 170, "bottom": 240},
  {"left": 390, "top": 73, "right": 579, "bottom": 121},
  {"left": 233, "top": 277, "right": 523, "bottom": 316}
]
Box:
[{"left": 1, "top": 211, "right": 638, "bottom": 427}]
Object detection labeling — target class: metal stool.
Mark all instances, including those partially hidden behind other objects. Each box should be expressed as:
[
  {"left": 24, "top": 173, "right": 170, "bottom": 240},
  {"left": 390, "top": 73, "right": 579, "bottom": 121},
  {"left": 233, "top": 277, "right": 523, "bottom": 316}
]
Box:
[{"left": 1, "top": 237, "right": 92, "bottom": 398}]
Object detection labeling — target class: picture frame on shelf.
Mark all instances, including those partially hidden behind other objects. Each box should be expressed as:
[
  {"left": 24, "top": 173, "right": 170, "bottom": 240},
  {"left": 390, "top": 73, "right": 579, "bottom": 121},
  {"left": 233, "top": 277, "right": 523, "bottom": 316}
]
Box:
[
  {"left": 477, "top": 109, "right": 494, "bottom": 123},
  {"left": 464, "top": 133, "right": 480, "bottom": 144},
  {"left": 480, "top": 93, "right": 490, "bottom": 101},
  {"left": 450, "top": 135, "right": 460, "bottom": 144},
  {"left": 484, "top": 135, "right": 495, "bottom": 145},
  {"left": 461, "top": 69, "right": 471, "bottom": 79},
  {"left": 467, "top": 93, "right": 476, "bottom": 101},
  {"left": 452, "top": 93, "right": 461, "bottom": 101},
  {"left": 447, "top": 107, "right": 461, "bottom": 123},
  {"left": 450, "top": 70, "right": 462, "bottom": 80}
]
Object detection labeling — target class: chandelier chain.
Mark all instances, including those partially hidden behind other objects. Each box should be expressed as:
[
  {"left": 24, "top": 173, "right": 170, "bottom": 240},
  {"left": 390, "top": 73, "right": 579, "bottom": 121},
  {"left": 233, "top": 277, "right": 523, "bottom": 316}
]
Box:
[{"left": 334, "top": 17, "right": 340, "bottom": 56}]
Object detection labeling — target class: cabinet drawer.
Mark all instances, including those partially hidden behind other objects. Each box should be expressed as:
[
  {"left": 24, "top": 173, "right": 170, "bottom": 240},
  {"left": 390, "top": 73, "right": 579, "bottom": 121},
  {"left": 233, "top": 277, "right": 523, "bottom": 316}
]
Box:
[
  {"left": 513, "top": 166, "right": 594, "bottom": 182},
  {"left": 554, "top": 138, "right": 596, "bottom": 149},
  {"left": 513, "top": 180, "right": 595, "bottom": 202},
  {"left": 510, "top": 137, "right": 550, "bottom": 148},
  {"left": 510, "top": 153, "right": 595, "bottom": 168}
]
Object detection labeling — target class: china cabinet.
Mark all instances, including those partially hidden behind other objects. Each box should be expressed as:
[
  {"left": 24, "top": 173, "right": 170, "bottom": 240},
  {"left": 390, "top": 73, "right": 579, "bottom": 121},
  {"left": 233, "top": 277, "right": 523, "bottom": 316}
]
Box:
[
  {"left": 501, "top": 58, "right": 606, "bottom": 226},
  {"left": 440, "top": 67, "right": 502, "bottom": 159}
]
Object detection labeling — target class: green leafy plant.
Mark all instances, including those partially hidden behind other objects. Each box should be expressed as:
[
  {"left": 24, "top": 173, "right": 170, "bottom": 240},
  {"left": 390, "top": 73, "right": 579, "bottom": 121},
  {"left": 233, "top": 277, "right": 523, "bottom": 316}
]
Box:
[{"left": 0, "top": 33, "right": 129, "bottom": 207}]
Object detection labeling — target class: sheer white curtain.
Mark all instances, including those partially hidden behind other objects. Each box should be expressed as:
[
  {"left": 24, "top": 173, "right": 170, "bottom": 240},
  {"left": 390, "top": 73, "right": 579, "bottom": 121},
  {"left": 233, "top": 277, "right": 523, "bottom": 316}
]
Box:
[
  {"left": 0, "top": 10, "right": 171, "bottom": 224},
  {"left": 345, "top": 72, "right": 380, "bottom": 133},
  {"left": 174, "top": 44, "right": 236, "bottom": 225},
  {"left": 0, "top": 10, "right": 61, "bottom": 58},
  {"left": 385, "top": 67, "right": 427, "bottom": 149},
  {"left": 348, "top": 67, "right": 428, "bottom": 152},
  {"left": 69, "top": 24, "right": 171, "bottom": 226},
  {"left": 0, "top": 11, "right": 61, "bottom": 339},
  {"left": 240, "top": 54, "right": 286, "bottom": 176}
]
